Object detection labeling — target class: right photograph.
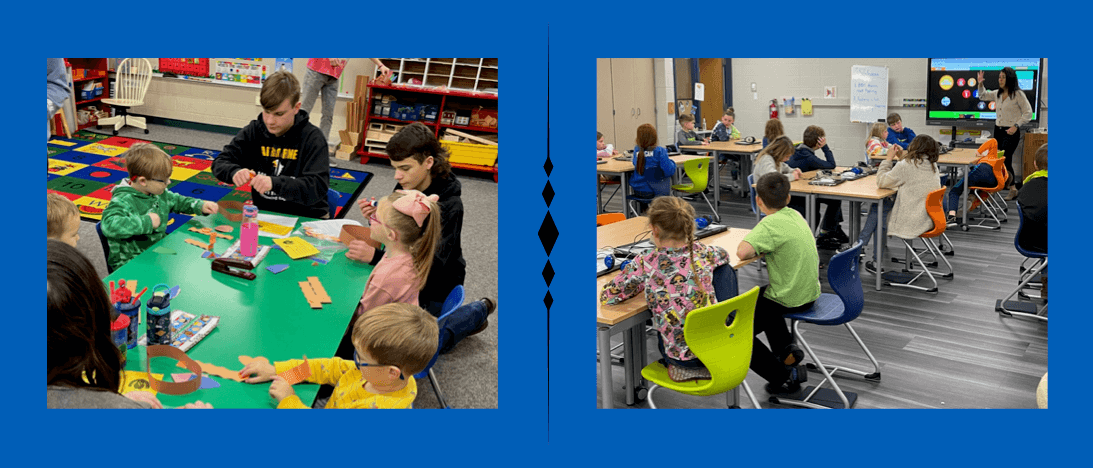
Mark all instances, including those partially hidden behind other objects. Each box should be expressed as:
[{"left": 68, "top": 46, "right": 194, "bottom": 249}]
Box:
[{"left": 596, "top": 58, "right": 1048, "bottom": 409}]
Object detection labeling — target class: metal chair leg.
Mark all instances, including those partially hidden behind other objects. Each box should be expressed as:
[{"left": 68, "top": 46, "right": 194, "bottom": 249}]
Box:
[
  {"left": 887, "top": 239, "right": 939, "bottom": 293},
  {"left": 772, "top": 321, "right": 851, "bottom": 409},
  {"left": 428, "top": 369, "right": 450, "bottom": 408},
  {"left": 996, "top": 258, "right": 1048, "bottom": 321}
]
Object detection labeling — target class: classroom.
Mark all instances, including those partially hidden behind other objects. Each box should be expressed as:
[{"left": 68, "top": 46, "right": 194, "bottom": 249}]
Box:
[
  {"left": 596, "top": 58, "right": 1048, "bottom": 409},
  {"left": 46, "top": 58, "right": 498, "bottom": 409}
]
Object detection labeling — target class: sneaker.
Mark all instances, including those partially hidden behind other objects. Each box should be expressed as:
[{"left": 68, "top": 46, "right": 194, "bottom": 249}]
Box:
[
  {"left": 782, "top": 344, "right": 804, "bottom": 367},
  {"left": 864, "top": 261, "right": 884, "bottom": 275},
  {"left": 765, "top": 366, "right": 808, "bottom": 395},
  {"left": 829, "top": 228, "right": 850, "bottom": 244}
]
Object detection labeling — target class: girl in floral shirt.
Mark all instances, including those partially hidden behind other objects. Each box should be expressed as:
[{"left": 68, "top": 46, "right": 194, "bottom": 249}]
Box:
[{"left": 600, "top": 196, "right": 730, "bottom": 380}]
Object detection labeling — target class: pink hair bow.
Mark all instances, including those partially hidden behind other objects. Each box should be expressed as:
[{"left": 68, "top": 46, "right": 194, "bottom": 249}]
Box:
[{"left": 392, "top": 190, "right": 439, "bottom": 227}]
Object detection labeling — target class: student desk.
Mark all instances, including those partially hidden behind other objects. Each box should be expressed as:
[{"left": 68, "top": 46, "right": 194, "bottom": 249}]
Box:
[
  {"left": 112, "top": 212, "right": 372, "bottom": 408},
  {"left": 680, "top": 139, "right": 765, "bottom": 204},
  {"left": 597, "top": 154, "right": 709, "bottom": 218},
  {"left": 871, "top": 148, "right": 981, "bottom": 229},
  {"left": 790, "top": 170, "right": 896, "bottom": 291},
  {"left": 596, "top": 216, "right": 757, "bottom": 407}
]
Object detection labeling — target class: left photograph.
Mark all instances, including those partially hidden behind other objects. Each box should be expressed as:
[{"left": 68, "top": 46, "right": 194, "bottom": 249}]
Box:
[{"left": 47, "top": 58, "right": 498, "bottom": 409}]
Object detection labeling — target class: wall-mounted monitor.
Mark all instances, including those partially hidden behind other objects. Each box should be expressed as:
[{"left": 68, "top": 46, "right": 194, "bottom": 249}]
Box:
[{"left": 925, "top": 58, "right": 1043, "bottom": 128}]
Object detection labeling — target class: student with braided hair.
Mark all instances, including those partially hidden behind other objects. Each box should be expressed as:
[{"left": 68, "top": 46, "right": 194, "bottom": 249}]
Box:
[{"left": 600, "top": 196, "right": 730, "bottom": 382}]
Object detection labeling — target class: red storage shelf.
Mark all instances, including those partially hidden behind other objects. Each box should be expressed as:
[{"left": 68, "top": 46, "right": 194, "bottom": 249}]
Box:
[{"left": 358, "top": 81, "right": 498, "bottom": 182}]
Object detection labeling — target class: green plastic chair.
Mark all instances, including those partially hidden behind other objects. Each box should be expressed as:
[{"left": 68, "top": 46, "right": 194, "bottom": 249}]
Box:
[
  {"left": 641, "top": 286, "right": 761, "bottom": 409},
  {"left": 671, "top": 158, "right": 720, "bottom": 222}
]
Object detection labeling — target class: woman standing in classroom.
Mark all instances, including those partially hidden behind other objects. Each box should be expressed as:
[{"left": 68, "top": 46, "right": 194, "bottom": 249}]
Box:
[{"left": 977, "top": 67, "right": 1032, "bottom": 198}]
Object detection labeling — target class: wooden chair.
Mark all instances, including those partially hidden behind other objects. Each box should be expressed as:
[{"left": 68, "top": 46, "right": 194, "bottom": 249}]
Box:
[{"left": 98, "top": 58, "right": 153, "bottom": 135}]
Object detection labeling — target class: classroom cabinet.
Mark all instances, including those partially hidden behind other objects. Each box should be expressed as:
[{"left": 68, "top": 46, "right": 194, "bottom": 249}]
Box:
[
  {"left": 65, "top": 58, "right": 111, "bottom": 131},
  {"left": 596, "top": 58, "right": 655, "bottom": 150},
  {"left": 358, "top": 59, "right": 498, "bottom": 182},
  {"left": 1022, "top": 132, "right": 1047, "bottom": 178}
]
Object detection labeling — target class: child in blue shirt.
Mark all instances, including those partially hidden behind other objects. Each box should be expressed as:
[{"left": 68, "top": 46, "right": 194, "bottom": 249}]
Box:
[
  {"left": 785, "top": 125, "right": 847, "bottom": 247},
  {"left": 631, "top": 124, "right": 676, "bottom": 213},
  {"left": 886, "top": 113, "right": 916, "bottom": 150}
]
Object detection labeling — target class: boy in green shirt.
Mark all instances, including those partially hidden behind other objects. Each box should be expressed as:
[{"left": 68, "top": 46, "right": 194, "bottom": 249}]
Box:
[
  {"left": 737, "top": 172, "right": 821, "bottom": 394},
  {"left": 100, "top": 143, "right": 218, "bottom": 271}
]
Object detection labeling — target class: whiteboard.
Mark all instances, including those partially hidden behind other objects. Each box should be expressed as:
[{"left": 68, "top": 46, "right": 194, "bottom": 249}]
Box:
[{"left": 850, "top": 65, "right": 888, "bottom": 123}]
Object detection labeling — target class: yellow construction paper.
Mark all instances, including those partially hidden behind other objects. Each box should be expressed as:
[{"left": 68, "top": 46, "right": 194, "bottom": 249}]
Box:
[
  {"left": 119, "top": 370, "right": 164, "bottom": 396},
  {"left": 274, "top": 236, "right": 320, "bottom": 259},
  {"left": 258, "top": 220, "right": 295, "bottom": 236},
  {"left": 801, "top": 98, "right": 813, "bottom": 116}
]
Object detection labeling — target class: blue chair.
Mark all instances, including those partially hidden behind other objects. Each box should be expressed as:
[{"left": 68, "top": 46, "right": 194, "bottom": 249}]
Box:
[
  {"left": 95, "top": 222, "right": 114, "bottom": 274},
  {"left": 327, "top": 189, "right": 340, "bottom": 219},
  {"left": 771, "top": 242, "right": 881, "bottom": 409},
  {"left": 415, "top": 285, "right": 465, "bottom": 408},
  {"left": 995, "top": 202, "right": 1047, "bottom": 321}
]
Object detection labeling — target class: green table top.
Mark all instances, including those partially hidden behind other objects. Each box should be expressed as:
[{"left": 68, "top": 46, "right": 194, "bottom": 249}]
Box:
[{"left": 111, "top": 212, "right": 373, "bottom": 408}]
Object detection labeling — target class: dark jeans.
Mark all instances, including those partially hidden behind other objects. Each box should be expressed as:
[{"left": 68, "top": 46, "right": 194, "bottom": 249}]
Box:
[
  {"left": 750, "top": 286, "right": 815, "bottom": 384},
  {"left": 438, "top": 298, "right": 492, "bottom": 354},
  {"left": 945, "top": 163, "right": 997, "bottom": 212},
  {"left": 995, "top": 125, "right": 1021, "bottom": 188}
]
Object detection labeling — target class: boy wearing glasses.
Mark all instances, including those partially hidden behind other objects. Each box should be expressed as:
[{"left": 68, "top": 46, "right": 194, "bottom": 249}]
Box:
[
  {"left": 240, "top": 303, "right": 438, "bottom": 409},
  {"left": 100, "top": 143, "right": 217, "bottom": 271}
]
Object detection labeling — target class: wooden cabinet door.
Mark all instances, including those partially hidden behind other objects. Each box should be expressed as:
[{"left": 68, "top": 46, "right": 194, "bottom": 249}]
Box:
[
  {"left": 610, "top": 58, "right": 655, "bottom": 151},
  {"left": 1023, "top": 132, "right": 1047, "bottom": 177}
]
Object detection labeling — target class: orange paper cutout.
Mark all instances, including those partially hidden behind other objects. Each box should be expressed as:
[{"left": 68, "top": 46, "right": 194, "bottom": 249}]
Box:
[{"left": 277, "top": 356, "right": 312, "bottom": 385}]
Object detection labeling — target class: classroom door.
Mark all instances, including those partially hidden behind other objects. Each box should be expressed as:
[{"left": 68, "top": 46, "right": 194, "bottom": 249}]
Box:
[
  {"left": 699, "top": 58, "right": 725, "bottom": 130},
  {"left": 610, "top": 58, "right": 655, "bottom": 150}
]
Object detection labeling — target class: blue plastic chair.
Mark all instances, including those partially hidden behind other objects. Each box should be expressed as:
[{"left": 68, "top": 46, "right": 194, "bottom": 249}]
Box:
[
  {"left": 95, "top": 222, "right": 114, "bottom": 274},
  {"left": 747, "top": 174, "right": 765, "bottom": 223},
  {"left": 415, "top": 285, "right": 465, "bottom": 408},
  {"left": 771, "top": 242, "right": 881, "bottom": 409},
  {"left": 995, "top": 202, "right": 1047, "bottom": 321},
  {"left": 326, "top": 189, "right": 340, "bottom": 219}
]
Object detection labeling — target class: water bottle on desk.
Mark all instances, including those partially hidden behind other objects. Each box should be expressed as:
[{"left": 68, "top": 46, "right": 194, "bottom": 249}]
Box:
[{"left": 241, "top": 200, "right": 259, "bottom": 257}]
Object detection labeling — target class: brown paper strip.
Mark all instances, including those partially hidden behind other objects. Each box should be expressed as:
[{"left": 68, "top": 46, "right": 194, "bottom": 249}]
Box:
[
  {"left": 218, "top": 200, "right": 245, "bottom": 223},
  {"left": 339, "top": 225, "right": 382, "bottom": 250},
  {"left": 307, "top": 277, "right": 332, "bottom": 304},
  {"left": 277, "top": 356, "right": 312, "bottom": 385},
  {"left": 146, "top": 345, "right": 203, "bottom": 395}
]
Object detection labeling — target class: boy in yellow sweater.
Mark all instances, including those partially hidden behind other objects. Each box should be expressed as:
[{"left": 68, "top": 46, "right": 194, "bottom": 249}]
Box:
[{"left": 240, "top": 303, "right": 438, "bottom": 409}]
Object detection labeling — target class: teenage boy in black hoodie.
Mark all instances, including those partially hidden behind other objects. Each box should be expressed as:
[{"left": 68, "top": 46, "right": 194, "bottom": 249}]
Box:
[
  {"left": 212, "top": 71, "right": 330, "bottom": 218},
  {"left": 346, "top": 123, "right": 495, "bottom": 352}
]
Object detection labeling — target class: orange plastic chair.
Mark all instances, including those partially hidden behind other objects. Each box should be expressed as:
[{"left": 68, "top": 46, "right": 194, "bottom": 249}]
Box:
[
  {"left": 887, "top": 188, "right": 954, "bottom": 293},
  {"left": 967, "top": 157, "right": 1008, "bottom": 230},
  {"left": 596, "top": 213, "right": 625, "bottom": 226}
]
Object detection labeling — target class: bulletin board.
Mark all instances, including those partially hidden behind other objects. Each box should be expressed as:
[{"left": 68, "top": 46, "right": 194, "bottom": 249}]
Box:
[{"left": 140, "top": 58, "right": 383, "bottom": 96}]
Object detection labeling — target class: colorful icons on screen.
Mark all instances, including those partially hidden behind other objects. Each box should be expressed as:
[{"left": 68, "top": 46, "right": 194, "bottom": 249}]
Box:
[
  {"left": 988, "top": 102, "right": 995, "bottom": 111},
  {"left": 957, "top": 78, "right": 966, "bottom": 87},
  {"left": 977, "top": 102, "right": 986, "bottom": 110},
  {"left": 962, "top": 89, "right": 971, "bottom": 99},
  {"left": 941, "top": 96, "right": 951, "bottom": 107},
  {"left": 939, "top": 75, "right": 954, "bottom": 90},
  {"left": 968, "top": 77, "right": 977, "bottom": 87}
]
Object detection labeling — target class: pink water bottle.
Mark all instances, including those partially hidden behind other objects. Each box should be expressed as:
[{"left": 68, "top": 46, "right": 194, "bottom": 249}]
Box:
[{"left": 241, "top": 200, "right": 259, "bottom": 257}]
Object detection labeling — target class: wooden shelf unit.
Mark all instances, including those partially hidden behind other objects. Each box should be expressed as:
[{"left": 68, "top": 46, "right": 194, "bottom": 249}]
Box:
[
  {"left": 66, "top": 58, "right": 111, "bottom": 131},
  {"left": 358, "top": 61, "right": 498, "bottom": 181},
  {"left": 379, "top": 58, "right": 498, "bottom": 94}
]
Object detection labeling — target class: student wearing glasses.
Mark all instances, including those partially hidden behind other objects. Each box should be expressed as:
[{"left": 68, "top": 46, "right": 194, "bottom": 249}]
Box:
[
  {"left": 240, "top": 303, "right": 438, "bottom": 409},
  {"left": 100, "top": 143, "right": 218, "bottom": 271}
]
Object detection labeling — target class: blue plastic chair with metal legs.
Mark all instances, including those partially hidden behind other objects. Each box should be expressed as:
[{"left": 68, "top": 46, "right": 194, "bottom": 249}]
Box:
[
  {"left": 415, "top": 285, "right": 466, "bottom": 408},
  {"left": 95, "top": 222, "right": 115, "bottom": 274},
  {"left": 995, "top": 202, "right": 1047, "bottom": 321},
  {"left": 770, "top": 241, "right": 882, "bottom": 409}
]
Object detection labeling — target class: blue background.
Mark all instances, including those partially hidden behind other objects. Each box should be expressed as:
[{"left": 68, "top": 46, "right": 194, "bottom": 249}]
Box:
[{"left": 15, "top": 0, "right": 1082, "bottom": 464}]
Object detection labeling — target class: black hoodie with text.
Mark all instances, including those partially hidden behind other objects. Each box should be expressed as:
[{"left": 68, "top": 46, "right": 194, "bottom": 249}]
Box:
[{"left": 212, "top": 109, "right": 330, "bottom": 218}]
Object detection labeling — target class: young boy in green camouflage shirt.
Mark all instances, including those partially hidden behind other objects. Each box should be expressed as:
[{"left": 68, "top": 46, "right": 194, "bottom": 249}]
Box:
[{"left": 100, "top": 143, "right": 218, "bottom": 271}]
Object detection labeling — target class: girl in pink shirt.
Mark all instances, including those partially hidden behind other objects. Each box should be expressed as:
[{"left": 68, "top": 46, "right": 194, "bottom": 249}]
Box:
[{"left": 335, "top": 189, "right": 441, "bottom": 360}]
